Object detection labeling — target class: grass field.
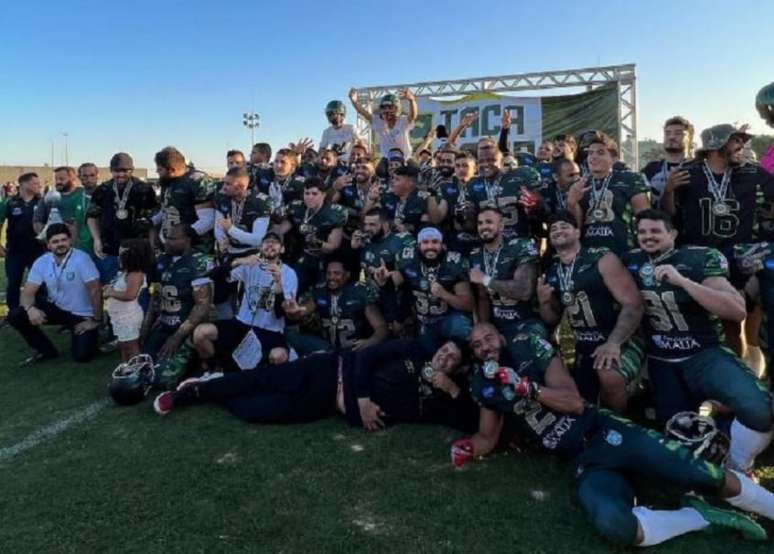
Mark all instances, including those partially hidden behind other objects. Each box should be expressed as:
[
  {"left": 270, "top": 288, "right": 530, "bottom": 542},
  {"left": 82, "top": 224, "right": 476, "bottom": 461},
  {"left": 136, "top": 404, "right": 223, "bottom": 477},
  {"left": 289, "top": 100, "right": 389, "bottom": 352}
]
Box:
[{"left": 1, "top": 274, "right": 774, "bottom": 552}]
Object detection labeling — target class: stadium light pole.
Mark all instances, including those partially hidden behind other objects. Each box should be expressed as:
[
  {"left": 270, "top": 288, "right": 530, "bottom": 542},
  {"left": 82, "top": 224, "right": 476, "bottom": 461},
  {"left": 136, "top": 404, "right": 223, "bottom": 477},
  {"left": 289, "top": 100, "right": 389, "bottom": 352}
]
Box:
[
  {"left": 62, "top": 132, "right": 69, "bottom": 166},
  {"left": 242, "top": 112, "right": 260, "bottom": 148}
]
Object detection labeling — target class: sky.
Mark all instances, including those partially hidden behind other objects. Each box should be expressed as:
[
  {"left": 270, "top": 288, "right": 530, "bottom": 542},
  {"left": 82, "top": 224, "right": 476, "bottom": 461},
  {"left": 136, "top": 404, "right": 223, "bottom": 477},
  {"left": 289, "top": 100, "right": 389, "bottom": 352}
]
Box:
[{"left": 1, "top": 0, "right": 772, "bottom": 174}]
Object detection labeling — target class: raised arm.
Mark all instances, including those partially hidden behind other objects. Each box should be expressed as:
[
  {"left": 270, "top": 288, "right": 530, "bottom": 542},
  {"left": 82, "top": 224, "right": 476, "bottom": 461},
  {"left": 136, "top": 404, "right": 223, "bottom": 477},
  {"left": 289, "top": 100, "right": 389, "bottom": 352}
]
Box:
[{"left": 348, "top": 87, "right": 373, "bottom": 123}]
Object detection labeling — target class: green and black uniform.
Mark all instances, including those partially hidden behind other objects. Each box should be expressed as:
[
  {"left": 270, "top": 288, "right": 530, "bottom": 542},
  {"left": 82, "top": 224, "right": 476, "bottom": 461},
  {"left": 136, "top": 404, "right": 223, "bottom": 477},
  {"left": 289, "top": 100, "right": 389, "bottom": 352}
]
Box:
[
  {"left": 380, "top": 188, "right": 430, "bottom": 235},
  {"left": 544, "top": 247, "right": 643, "bottom": 402},
  {"left": 360, "top": 231, "right": 414, "bottom": 324},
  {"left": 623, "top": 246, "right": 771, "bottom": 430},
  {"left": 145, "top": 251, "right": 213, "bottom": 388},
  {"left": 0, "top": 193, "right": 46, "bottom": 309},
  {"left": 467, "top": 167, "right": 541, "bottom": 239},
  {"left": 254, "top": 168, "right": 306, "bottom": 221},
  {"left": 213, "top": 190, "right": 271, "bottom": 255},
  {"left": 434, "top": 177, "right": 478, "bottom": 256},
  {"left": 311, "top": 282, "right": 378, "bottom": 350},
  {"left": 470, "top": 335, "right": 726, "bottom": 546},
  {"left": 398, "top": 248, "right": 472, "bottom": 345},
  {"left": 580, "top": 170, "right": 648, "bottom": 254},
  {"left": 286, "top": 201, "right": 347, "bottom": 294},
  {"left": 469, "top": 237, "right": 544, "bottom": 340},
  {"left": 159, "top": 170, "right": 216, "bottom": 253}
]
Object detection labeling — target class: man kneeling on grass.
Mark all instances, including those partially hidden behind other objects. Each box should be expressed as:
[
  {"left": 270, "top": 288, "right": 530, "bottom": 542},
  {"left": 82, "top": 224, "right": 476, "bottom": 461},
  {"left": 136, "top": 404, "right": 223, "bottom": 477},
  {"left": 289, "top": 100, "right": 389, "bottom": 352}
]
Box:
[
  {"left": 451, "top": 323, "right": 774, "bottom": 547},
  {"left": 153, "top": 337, "right": 479, "bottom": 433}
]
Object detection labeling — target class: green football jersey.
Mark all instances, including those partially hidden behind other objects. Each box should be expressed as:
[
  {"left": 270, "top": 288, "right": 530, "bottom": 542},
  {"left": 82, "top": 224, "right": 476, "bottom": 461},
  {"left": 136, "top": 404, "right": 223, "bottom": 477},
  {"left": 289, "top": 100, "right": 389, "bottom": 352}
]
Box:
[
  {"left": 544, "top": 248, "right": 619, "bottom": 350},
  {"left": 35, "top": 187, "right": 92, "bottom": 254},
  {"left": 580, "top": 170, "right": 649, "bottom": 254},
  {"left": 213, "top": 190, "right": 271, "bottom": 252},
  {"left": 469, "top": 238, "right": 539, "bottom": 328},
  {"left": 469, "top": 335, "right": 596, "bottom": 458},
  {"left": 160, "top": 171, "right": 216, "bottom": 248},
  {"left": 380, "top": 188, "right": 430, "bottom": 235},
  {"left": 623, "top": 246, "right": 728, "bottom": 359},
  {"left": 467, "top": 167, "right": 541, "bottom": 239},
  {"left": 312, "top": 282, "right": 378, "bottom": 349},
  {"left": 154, "top": 251, "right": 212, "bottom": 327},
  {"left": 287, "top": 201, "right": 347, "bottom": 257},
  {"left": 361, "top": 232, "right": 415, "bottom": 282},
  {"left": 398, "top": 249, "right": 469, "bottom": 325}
]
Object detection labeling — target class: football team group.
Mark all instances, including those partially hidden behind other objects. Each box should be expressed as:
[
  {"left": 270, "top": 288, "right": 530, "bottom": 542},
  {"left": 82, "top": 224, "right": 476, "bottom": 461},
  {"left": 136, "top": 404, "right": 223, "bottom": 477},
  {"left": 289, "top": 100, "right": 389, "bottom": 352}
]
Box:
[{"left": 2, "top": 83, "right": 774, "bottom": 547}]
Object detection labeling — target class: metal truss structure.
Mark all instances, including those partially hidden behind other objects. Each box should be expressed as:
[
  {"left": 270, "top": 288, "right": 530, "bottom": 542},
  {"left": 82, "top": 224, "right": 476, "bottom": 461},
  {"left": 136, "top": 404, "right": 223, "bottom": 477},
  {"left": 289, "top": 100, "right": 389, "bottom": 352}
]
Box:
[{"left": 353, "top": 63, "right": 638, "bottom": 166}]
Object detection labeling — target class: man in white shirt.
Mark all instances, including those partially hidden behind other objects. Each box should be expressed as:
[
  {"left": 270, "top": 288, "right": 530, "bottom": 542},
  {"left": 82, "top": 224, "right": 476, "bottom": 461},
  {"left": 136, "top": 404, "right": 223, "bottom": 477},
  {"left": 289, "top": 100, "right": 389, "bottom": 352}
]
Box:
[
  {"left": 9, "top": 223, "right": 102, "bottom": 364},
  {"left": 320, "top": 100, "right": 362, "bottom": 163},
  {"left": 193, "top": 232, "right": 298, "bottom": 371},
  {"left": 349, "top": 88, "right": 417, "bottom": 159}
]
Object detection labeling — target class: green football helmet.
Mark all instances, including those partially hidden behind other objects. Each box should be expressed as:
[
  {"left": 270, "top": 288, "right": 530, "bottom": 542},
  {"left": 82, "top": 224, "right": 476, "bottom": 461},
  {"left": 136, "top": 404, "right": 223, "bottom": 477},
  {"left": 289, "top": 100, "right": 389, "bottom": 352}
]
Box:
[
  {"left": 756, "top": 82, "right": 774, "bottom": 127},
  {"left": 108, "top": 354, "right": 156, "bottom": 406},
  {"left": 379, "top": 93, "right": 401, "bottom": 114},
  {"left": 325, "top": 100, "right": 346, "bottom": 117}
]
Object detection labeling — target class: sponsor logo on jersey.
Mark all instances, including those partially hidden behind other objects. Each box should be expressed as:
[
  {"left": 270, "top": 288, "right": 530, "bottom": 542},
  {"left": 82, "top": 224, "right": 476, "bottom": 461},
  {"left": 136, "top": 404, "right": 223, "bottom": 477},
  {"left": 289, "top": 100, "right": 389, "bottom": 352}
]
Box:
[
  {"left": 584, "top": 225, "right": 614, "bottom": 238},
  {"left": 542, "top": 415, "right": 576, "bottom": 450},
  {"left": 652, "top": 334, "right": 701, "bottom": 351}
]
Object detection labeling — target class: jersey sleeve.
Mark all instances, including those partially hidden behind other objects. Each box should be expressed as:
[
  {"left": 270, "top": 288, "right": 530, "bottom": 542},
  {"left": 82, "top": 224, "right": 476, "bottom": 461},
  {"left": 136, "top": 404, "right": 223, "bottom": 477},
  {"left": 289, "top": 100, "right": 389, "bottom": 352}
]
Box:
[
  {"left": 193, "top": 176, "right": 215, "bottom": 205},
  {"left": 702, "top": 248, "right": 730, "bottom": 279},
  {"left": 626, "top": 171, "right": 650, "bottom": 200},
  {"left": 513, "top": 238, "right": 539, "bottom": 265}
]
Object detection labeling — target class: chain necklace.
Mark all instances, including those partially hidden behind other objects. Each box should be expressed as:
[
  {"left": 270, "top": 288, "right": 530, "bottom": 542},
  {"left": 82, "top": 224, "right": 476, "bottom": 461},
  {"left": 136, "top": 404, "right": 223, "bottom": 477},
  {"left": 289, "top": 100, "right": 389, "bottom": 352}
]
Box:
[
  {"left": 557, "top": 250, "right": 578, "bottom": 306},
  {"left": 589, "top": 172, "right": 613, "bottom": 217},
  {"left": 51, "top": 248, "right": 74, "bottom": 294},
  {"left": 484, "top": 174, "right": 502, "bottom": 204},
  {"left": 702, "top": 160, "right": 732, "bottom": 216},
  {"left": 230, "top": 195, "right": 246, "bottom": 225},
  {"left": 113, "top": 179, "right": 134, "bottom": 220},
  {"left": 483, "top": 242, "right": 502, "bottom": 277},
  {"left": 639, "top": 248, "right": 676, "bottom": 286}
]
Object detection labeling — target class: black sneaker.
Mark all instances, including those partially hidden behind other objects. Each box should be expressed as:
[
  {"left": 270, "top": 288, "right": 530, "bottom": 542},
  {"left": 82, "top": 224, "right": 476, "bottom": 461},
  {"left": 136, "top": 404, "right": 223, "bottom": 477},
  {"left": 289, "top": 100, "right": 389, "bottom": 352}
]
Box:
[{"left": 21, "top": 352, "right": 59, "bottom": 367}]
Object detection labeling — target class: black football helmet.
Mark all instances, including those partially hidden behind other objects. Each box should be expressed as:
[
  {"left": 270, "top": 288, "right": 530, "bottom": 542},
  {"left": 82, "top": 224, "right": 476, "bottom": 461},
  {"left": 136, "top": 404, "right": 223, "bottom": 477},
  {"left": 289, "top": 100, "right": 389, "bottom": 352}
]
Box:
[
  {"left": 108, "top": 354, "right": 156, "bottom": 406},
  {"left": 665, "top": 411, "right": 730, "bottom": 466}
]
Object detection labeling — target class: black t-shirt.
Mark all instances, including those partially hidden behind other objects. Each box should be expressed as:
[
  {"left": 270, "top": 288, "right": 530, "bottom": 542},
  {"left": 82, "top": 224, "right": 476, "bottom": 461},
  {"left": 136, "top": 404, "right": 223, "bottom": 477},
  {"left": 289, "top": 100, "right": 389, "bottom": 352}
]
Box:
[
  {"left": 87, "top": 178, "right": 158, "bottom": 255},
  {"left": 0, "top": 194, "right": 45, "bottom": 255},
  {"left": 676, "top": 161, "right": 774, "bottom": 250}
]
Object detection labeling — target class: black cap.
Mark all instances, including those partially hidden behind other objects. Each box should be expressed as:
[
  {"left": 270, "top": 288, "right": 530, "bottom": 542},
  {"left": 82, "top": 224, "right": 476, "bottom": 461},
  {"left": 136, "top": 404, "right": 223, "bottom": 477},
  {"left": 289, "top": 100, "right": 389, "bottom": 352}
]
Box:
[
  {"left": 394, "top": 164, "right": 420, "bottom": 179},
  {"left": 110, "top": 152, "right": 134, "bottom": 170}
]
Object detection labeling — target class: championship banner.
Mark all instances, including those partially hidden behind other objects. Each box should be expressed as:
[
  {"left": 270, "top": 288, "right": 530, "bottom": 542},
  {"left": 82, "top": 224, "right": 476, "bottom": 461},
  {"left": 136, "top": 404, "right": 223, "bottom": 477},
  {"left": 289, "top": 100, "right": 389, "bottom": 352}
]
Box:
[{"left": 407, "top": 84, "right": 619, "bottom": 155}]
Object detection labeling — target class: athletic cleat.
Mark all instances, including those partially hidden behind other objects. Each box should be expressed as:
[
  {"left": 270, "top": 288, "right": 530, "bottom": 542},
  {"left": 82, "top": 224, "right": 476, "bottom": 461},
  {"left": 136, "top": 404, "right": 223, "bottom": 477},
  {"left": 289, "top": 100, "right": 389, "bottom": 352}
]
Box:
[
  {"left": 682, "top": 494, "right": 768, "bottom": 541},
  {"left": 176, "top": 372, "right": 222, "bottom": 391},
  {"left": 153, "top": 391, "right": 175, "bottom": 416}
]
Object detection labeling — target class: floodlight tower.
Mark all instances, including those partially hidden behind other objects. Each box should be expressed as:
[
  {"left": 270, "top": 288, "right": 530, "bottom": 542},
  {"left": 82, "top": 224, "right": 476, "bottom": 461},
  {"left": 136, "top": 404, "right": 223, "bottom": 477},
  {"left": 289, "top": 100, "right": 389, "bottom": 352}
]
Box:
[{"left": 242, "top": 112, "right": 260, "bottom": 148}]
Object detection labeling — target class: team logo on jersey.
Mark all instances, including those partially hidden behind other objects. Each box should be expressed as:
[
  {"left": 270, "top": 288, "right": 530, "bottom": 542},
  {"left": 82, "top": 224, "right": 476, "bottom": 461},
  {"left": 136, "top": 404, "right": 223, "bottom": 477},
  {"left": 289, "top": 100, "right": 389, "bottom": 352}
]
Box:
[
  {"left": 604, "top": 429, "right": 623, "bottom": 446},
  {"left": 66, "top": 271, "right": 75, "bottom": 281},
  {"left": 639, "top": 263, "right": 656, "bottom": 286}
]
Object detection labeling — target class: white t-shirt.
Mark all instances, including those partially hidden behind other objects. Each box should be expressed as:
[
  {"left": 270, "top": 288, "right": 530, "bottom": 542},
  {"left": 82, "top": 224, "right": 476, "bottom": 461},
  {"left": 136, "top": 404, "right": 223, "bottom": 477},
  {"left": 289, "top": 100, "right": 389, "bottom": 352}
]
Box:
[
  {"left": 230, "top": 262, "right": 298, "bottom": 332},
  {"left": 371, "top": 115, "right": 415, "bottom": 159},
  {"left": 320, "top": 124, "right": 361, "bottom": 162},
  {"left": 28, "top": 248, "right": 100, "bottom": 317}
]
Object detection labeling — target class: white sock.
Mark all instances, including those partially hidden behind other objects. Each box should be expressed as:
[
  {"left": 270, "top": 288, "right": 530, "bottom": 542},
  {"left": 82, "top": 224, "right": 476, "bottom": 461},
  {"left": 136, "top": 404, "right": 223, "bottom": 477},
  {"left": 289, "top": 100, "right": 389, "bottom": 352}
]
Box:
[
  {"left": 632, "top": 506, "right": 708, "bottom": 547},
  {"left": 726, "top": 469, "right": 774, "bottom": 520},
  {"left": 728, "top": 419, "right": 772, "bottom": 472}
]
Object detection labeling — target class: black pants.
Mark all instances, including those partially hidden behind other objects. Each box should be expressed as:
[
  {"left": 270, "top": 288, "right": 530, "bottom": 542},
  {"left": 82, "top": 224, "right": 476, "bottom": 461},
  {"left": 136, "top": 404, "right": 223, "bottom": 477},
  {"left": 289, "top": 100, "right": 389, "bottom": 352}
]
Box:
[
  {"left": 8, "top": 301, "right": 99, "bottom": 362},
  {"left": 194, "top": 352, "right": 340, "bottom": 423},
  {"left": 4, "top": 249, "right": 43, "bottom": 310}
]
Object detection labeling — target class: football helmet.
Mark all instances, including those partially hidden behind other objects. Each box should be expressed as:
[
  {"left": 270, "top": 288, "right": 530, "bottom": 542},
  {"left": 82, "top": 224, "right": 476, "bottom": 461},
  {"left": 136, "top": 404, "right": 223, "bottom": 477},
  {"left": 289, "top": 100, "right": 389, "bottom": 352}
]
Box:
[
  {"left": 325, "top": 100, "right": 346, "bottom": 117},
  {"left": 379, "top": 93, "right": 401, "bottom": 114},
  {"left": 756, "top": 82, "right": 774, "bottom": 127},
  {"left": 108, "top": 354, "right": 156, "bottom": 406},
  {"left": 665, "top": 411, "right": 730, "bottom": 466}
]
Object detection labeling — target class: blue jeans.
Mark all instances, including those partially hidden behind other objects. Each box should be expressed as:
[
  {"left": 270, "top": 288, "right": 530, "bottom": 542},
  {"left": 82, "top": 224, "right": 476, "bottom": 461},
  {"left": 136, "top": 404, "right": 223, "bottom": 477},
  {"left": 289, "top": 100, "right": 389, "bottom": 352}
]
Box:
[{"left": 94, "top": 255, "right": 120, "bottom": 285}]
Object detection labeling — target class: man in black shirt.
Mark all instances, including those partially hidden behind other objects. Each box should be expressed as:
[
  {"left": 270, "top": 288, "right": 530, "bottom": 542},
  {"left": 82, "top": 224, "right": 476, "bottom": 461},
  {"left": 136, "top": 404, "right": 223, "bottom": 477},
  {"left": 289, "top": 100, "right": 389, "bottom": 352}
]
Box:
[
  {"left": 640, "top": 116, "right": 693, "bottom": 209},
  {"left": 0, "top": 172, "right": 46, "bottom": 312},
  {"left": 152, "top": 338, "right": 478, "bottom": 433},
  {"left": 87, "top": 152, "right": 158, "bottom": 283}
]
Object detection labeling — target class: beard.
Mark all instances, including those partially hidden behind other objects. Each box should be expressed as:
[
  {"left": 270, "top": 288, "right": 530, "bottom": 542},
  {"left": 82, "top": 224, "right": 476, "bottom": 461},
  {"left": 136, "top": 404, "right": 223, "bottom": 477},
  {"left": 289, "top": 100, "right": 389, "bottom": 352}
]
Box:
[
  {"left": 419, "top": 249, "right": 442, "bottom": 265},
  {"left": 368, "top": 228, "right": 385, "bottom": 242},
  {"left": 439, "top": 166, "right": 454, "bottom": 178},
  {"left": 664, "top": 145, "right": 684, "bottom": 154}
]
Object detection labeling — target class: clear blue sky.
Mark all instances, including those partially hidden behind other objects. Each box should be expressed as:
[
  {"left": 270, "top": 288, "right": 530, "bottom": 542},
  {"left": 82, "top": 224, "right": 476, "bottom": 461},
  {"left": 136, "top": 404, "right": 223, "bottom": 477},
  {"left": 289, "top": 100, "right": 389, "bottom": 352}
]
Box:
[{"left": 1, "top": 0, "right": 771, "bottom": 173}]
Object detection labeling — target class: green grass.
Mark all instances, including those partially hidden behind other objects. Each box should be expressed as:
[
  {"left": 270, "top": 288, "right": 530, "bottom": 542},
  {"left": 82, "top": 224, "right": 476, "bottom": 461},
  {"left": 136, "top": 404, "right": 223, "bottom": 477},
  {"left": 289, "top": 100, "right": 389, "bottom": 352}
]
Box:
[{"left": 1, "top": 269, "right": 774, "bottom": 552}]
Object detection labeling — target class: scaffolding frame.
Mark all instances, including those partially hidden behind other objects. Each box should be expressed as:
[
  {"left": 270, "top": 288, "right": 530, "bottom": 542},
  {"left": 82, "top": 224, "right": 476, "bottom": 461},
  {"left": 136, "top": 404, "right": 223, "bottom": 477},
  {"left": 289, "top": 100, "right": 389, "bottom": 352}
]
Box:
[{"left": 353, "top": 63, "right": 638, "bottom": 166}]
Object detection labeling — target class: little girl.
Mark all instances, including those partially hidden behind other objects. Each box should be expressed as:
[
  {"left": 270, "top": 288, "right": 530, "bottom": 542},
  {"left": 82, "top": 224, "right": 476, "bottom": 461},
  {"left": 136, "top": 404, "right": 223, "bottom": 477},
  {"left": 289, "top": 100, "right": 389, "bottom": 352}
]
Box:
[{"left": 104, "top": 239, "right": 153, "bottom": 362}]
